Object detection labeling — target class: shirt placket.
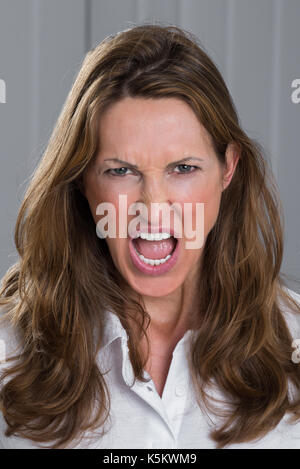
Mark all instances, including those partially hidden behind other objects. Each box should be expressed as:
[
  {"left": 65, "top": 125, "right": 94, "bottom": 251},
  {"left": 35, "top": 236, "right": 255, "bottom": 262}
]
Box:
[
  {"left": 120, "top": 337, "right": 177, "bottom": 447},
  {"left": 160, "top": 339, "right": 190, "bottom": 442}
]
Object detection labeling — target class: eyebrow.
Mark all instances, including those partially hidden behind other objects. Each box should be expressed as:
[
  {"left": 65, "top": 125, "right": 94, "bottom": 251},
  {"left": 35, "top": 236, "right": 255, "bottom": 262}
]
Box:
[{"left": 103, "top": 157, "right": 204, "bottom": 169}]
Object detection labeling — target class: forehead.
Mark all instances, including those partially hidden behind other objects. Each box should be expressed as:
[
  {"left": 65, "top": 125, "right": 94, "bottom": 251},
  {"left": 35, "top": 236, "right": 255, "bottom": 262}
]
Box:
[{"left": 97, "top": 97, "right": 215, "bottom": 161}]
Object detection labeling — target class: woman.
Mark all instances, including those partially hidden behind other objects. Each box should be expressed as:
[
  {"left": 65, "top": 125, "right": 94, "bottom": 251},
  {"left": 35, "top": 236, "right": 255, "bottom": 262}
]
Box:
[{"left": 1, "top": 24, "right": 300, "bottom": 449}]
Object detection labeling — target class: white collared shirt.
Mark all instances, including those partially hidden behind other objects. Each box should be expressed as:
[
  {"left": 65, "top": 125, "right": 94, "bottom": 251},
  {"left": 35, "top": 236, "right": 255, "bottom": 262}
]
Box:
[{"left": 1, "top": 288, "right": 300, "bottom": 449}]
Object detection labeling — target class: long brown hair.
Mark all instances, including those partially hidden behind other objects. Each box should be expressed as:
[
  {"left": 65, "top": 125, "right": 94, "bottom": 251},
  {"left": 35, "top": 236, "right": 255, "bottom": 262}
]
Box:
[{"left": 1, "top": 23, "right": 300, "bottom": 449}]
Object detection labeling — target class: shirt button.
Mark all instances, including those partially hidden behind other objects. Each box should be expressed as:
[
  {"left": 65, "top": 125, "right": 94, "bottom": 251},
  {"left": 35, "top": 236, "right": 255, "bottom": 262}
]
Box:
[{"left": 175, "top": 384, "right": 185, "bottom": 397}]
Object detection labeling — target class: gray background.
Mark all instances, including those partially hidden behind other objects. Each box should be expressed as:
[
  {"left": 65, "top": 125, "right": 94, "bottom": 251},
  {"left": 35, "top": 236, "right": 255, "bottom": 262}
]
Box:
[{"left": 0, "top": 0, "right": 299, "bottom": 293}]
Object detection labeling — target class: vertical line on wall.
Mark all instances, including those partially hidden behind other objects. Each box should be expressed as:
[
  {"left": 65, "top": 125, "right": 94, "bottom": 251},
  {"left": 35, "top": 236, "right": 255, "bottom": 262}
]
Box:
[
  {"left": 31, "top": 0, "right": 40, "bottom": 159},
  {"left": 177, "top": 0, "right": 183, "bottom": 26},
  {"left": 225, "top": 0, "right": 235, "bottom": 93},
  {"left": 269, "top": 0, "right": 282, "bottom": 181},
  {"left": 133, "top": 0, "right": 139, "bottom": 25},
  {"left": 174, "top": 0, "right": 180, "bottom": 26},
  {"left": 85, "top": 0, "right": 92, "bottom": 51},
  {"left": 136, "top": 0, "right": 145, "bottom": 24}
]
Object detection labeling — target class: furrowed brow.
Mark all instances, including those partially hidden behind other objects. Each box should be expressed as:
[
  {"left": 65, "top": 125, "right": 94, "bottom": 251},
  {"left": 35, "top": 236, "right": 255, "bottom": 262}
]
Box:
[
  {"left": 103, "top": 158, "right": 138, "bottom": 169},
  {"left": 165, "top": 157, "right": 204, "bottom": 169},
  {"left": 104, "top": 156, "right": 204, "bottom": 170}
]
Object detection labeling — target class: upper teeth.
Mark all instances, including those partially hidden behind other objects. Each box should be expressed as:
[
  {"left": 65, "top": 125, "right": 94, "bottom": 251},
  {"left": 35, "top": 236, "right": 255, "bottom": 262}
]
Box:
[{"left": 137, "top": 232, "right": 171, "bottom": 241}]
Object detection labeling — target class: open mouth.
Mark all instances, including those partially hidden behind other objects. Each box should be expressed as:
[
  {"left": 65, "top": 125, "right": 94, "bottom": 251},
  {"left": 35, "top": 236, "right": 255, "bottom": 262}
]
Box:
[{"left": 132, "top": 236, "right": 178, "bottom": 266}]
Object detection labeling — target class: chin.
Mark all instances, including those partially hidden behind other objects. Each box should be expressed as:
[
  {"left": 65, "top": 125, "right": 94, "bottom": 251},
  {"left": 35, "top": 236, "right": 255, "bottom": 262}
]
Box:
[{"left": 125, "top": 274, "right": 183, "bottom": 298}]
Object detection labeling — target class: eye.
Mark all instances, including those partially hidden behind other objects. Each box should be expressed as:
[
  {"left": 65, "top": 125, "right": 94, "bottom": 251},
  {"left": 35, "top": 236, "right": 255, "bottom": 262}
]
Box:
[
  {"left": 106, "top": 167, "right": 134, "bottom": 177},
  {"left": 174, "top": 164, "right": 199, "bottom": 174}
]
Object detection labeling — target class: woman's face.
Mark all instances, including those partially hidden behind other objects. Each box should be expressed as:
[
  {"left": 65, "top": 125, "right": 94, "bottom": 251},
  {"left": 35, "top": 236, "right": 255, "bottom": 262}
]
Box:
[{"left": 83, "top": 97, "right": 238, "bottom": 298}]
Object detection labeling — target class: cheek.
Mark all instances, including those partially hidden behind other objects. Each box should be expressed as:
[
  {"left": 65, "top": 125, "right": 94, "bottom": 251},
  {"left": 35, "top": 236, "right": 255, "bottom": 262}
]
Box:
[
  {"left": 84, "top": 178, "right": 137, "bottom": 250},
  {"left": 178, "top": 177, "right": 222, "bottom": 238},
  {"left": 85, "top": 178, "right": 124, "bottom": 225},
  {"left": 200, "top": 183, "right": 222, "bottom": 234},
  {"left": 105, "top": 237, "right": 125, "bottom": 265}
]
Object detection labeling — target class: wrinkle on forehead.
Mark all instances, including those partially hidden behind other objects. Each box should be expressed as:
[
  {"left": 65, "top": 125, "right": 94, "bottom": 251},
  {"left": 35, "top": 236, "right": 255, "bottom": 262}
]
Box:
[{"left": 97, "top": 97, "right": 216, "bottom": 167}]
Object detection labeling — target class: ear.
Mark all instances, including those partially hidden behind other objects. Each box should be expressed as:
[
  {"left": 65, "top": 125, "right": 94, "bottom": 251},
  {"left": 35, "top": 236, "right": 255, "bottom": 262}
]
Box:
[{"left": 222, "top": 142, "right": 240, "bottom": 191}]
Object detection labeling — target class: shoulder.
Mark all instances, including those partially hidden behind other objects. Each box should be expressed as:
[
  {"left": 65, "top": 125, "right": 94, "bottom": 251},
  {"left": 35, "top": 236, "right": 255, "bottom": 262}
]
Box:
[
  {"left": 0, "top": 306, "right": 23, "bottom": 354},
  {"left": 0, "top": 306, "right": 23, "bottom": 385},
  {"left": 278, "top": 287, "right": 300, "bottom": 340},
  {"left": 0, "top": 307, "right": 40, "bottom": 448},
  {"left": 276, "top": 287, "right": 300, "bottom": 407}
]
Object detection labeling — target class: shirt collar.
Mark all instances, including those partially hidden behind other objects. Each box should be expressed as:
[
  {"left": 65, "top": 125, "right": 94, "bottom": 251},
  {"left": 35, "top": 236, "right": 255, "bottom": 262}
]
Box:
[
  {"left": 100, "top": 308, "right": 129, "bottom": 350},
  {"left": 100, "top": 308, "right": 195, "bottom": 353},
  {"left": 100, "top": 287, "right": 300, "bottom": 352}
]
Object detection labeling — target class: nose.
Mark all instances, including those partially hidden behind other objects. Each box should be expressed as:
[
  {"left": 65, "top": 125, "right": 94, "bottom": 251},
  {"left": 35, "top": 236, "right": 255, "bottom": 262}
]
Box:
[
  {"left": 137, "top": 174, "right": 172, "bottom": 227},
  {"left": 139, "top": 174, "right": 170, "bottom": 205}
]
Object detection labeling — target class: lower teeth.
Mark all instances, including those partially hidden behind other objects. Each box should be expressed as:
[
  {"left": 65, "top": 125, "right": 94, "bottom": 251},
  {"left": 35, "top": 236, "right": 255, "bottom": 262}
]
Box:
[{"left": 133, "top": 245, "right": 172, "bottom": 266}]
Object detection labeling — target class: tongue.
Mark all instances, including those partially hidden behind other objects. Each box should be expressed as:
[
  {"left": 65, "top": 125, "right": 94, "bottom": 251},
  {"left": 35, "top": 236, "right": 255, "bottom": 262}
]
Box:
[{"left": 133, "top": 237, "right": 176, "bottom": 259}]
